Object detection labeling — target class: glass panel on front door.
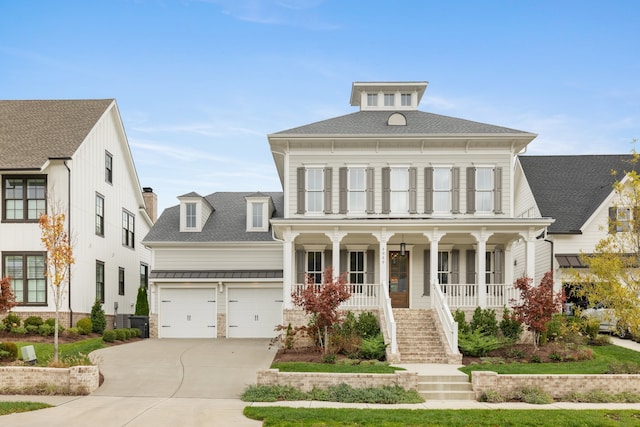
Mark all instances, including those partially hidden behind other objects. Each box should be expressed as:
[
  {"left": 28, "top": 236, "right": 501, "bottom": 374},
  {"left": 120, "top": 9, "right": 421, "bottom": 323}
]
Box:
[{"left": 389, "top": 251, "right": 409, "bottom": 308}]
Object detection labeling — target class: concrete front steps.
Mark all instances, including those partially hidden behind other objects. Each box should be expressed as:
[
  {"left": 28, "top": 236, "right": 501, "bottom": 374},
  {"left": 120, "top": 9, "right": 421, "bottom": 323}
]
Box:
[
  {"left": 418, "top": 374, "right": 476, "bottom": 401},
  {"left": 393, "top": 308, "right": 450, "bottom": 363}
]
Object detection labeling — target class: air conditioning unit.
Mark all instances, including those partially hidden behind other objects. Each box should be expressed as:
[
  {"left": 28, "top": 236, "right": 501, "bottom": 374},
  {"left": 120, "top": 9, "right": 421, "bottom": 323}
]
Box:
[{"left": 116, "top": 313, "right": 131, "bottom": 329}]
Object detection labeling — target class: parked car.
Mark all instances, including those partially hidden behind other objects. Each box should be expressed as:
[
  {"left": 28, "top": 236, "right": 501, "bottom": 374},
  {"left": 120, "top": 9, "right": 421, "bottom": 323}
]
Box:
[{"left": 582, "top": 303, "right": 630, "bottom": 338}]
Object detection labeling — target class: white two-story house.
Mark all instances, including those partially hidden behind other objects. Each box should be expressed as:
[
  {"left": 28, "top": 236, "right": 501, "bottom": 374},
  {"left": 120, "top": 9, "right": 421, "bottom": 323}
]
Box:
[
  {"left": 0, "top": 99, "right": 154, "bottom": 328},
  {"left": 144, "top": 81, "right": 552, "bottom": 364}
]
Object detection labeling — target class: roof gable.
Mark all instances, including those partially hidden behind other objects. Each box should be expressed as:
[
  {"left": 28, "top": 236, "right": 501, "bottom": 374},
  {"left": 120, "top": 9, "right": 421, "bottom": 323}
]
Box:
[
  {"left": 0, "top": 99, "right": 114, "bottom": 170},
  {"left": 519, "top": 154, "right": 638, "bottom": 233}
]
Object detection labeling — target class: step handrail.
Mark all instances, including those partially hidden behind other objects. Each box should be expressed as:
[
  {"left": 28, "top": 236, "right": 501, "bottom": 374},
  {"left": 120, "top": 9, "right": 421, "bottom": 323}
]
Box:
[
  {"left": 431, "top": 279, "right": 459, "bottom": 355},
  {"left": 381, "top": 281, "right": 398, "bottom": 355}
]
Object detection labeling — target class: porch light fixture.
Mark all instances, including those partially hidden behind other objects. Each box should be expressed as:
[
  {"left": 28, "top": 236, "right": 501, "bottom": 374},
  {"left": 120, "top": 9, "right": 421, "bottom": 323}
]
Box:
[{"left": 400, "top": 235, "right": 406, "bottom": 256}]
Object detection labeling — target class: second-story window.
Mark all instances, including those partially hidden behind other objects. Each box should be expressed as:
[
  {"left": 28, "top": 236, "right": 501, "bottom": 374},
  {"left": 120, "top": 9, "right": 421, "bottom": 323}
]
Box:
[
  {"left": 105, "top": 151, "right": 113, "bottom": 184},
  {"left": 384, "top": 93, "right": 394, "bottom": 106},
  {"left": 3, "top": 176, "right": 46, "bottom": 221},
  {"left": 140, "top": 263, "right": 149, "bottom": 288},
  {"left": 348, "top": 168, "right": 366, "bottom": 213},
  {"left": 185, "top": 202, "right": 197, "bottom": 228},
  {"left": 96, "top": 193, "right": 104, "bottom": 236},
  {"left": 433, "top": 168, "right": 451, "bottom": 212},
  {"left": 609, "top": 206, "right": 638, "bottom": 233},
  {"left": 390, "top": 168, "right": 409, "bottom": 213},
  {"left": 252, "top": 202, "right": 264, "bottom": 228},
  {"left": 306, "top": 168, "right": 324, "bottom": 213},
  {"left": 122, "top": 210, "right": 135, "bottom": 248},
  {"left": 401, "top": 93, "right": 412, "bottom": 106},
  {"left": 476, "top": 168, "right": 494, "bottom": 212},
  {"left": 367, "top": 93, "right": 378, "bottom": 106}
]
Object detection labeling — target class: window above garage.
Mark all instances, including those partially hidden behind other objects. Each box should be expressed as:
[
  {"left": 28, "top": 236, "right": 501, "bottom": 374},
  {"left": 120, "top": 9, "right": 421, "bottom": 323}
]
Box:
[
  {"left": 178, "top": 192, "right": 214, "bottom": 232},
  {"left": 245, "top": 193, "right": 275, "bottom": 232}
]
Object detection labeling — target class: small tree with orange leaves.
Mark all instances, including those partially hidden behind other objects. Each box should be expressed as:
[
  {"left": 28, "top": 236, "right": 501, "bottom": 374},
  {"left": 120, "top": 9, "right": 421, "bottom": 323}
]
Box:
[
  {"left": 291, "top": 267, "right": 351, "bottom": 354},
  {"left": 39, "top": 212, "right": 75, "bottom": 362},
  {"left": 0, "top": 276, "right": 16, "bottom": 315}
]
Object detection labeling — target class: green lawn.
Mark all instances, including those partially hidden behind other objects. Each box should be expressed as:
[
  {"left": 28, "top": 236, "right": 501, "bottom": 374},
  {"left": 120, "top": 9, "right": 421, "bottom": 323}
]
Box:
[
  {"left": 243, "top": 407, "right": 640, "bottom": 426},
  {"left": 15, "top": 337, "right": 105, "bottom": 366},
  {"left": 0, "top": 401, "right": 51, "bottom": 415},
  {"left": 459, "top": 345, "right": 640, "bottom": 376},
  {"left": 271, "top": 361, "right": 402, "bottom": 373}
]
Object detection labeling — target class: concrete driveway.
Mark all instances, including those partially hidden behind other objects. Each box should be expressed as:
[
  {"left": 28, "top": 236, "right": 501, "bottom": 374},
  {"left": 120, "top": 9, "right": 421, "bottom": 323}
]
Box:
[{"left": 4, "top": 339, "right": 276, "bottom": 426}]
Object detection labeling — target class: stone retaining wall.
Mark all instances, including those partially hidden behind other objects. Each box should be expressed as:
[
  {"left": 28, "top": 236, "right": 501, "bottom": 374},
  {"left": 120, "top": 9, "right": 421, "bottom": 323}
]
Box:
[
  {"left": 0, "top": 365, "right": 99, "bottom": 394},
  {"left": 472, "top": 371, "right": 640, "bottom": 399},
  {"left": 257, "top": 368, "right": 417, "bottom": 392}
]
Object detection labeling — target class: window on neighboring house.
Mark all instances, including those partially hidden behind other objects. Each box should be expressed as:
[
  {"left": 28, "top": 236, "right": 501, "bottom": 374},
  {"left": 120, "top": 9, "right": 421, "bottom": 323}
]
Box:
[
  {"left": 122, "top": 210, "right": 135, "bottom": 248},
  {"left": 348, "top": 168, "right": 366, "bottom": 212},
  {"left": 252, "top": 202, "right": 264, "bottom": 229},
  {"left": 3, "top": 176, "right": 46, "bottom": 221},
  {"left": 96, "top": 261, "right": 105, "bottom": 303},
  {"left": 105, "top": 151, "right": 113, "bottom": 184},
  {"left": 140, "top": 263, "right": 149, "bottom": 289},
  {"left": 401, "top": 93, "right": 412, "bottom": 106},
  {"left": 390, "top": 168, "right": 409, "bottom": 213},
  {"left": 4, "top": 252, "right": 46, "bottom": 305},
  {"left": 185, "top": 203, "right": 197, "bottom": 228},
  {"left": 306, "top": 251, "right": 323, "bottom": 284},
  {"left": 96, "top": 193, "right": 104, "bottom": 236},
  {"left": 475, "top": 167, "right": 494, "bottom": 212},
  {"left": 306, "top": 168, "right": 324, "bottom": 213},
  {"left": 384, "top": 93, "right": 394, "bottom": 106},
  {"left": 349, "top": 251, "right": 365, "bottom": 292},
  {"left": 609, "top": 207, "right": 636, "bottom": 233},
  {"left": 118, "top": 267, "right": 125, "bottom": 296},
  {"left": 433, "top": 168, "right": 451, "bottom": 212},
  {"left": 367, "top": 93, "right": 378, "bottom": 106}
]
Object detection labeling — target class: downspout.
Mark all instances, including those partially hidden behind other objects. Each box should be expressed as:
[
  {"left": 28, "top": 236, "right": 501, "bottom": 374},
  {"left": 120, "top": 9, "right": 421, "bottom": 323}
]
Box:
[{"left": 64, "top": 160, "right": 73, "bottom": 327}]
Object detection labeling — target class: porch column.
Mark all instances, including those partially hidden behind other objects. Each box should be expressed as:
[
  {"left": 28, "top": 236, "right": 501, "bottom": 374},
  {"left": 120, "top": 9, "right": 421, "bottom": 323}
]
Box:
[
  {"left": 373, "top": 228, "right": 391, "bottom": 288},
  {"left": 505, "top": 241, "right": 514, "bottom": 286},
  {"left": 525, "top": 228, "right": 537, "bottom": 281},
  {"left": 471, "top": 228, "right": 489, "bottom": 307},
  {"left": 424, "top": 228, "right": 444, "bottom": 302},
  {"left": 326, "top": 227, "right": 347, "bottom": 279},
  {"left": 282, "top": 228, "right": 299, "bottom": 309}
]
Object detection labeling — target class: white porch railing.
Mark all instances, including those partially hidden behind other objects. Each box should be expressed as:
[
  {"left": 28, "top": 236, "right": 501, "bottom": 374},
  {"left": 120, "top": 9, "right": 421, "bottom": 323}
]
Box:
[
  {"left": 291, "top": 283, "right": 379, "bottom": 308},
  {"left": 441, "top": 283, "right": 521, "bottom": 308},
  {"left": 431, "top": 280, "right": 459, "bottom": 356}
]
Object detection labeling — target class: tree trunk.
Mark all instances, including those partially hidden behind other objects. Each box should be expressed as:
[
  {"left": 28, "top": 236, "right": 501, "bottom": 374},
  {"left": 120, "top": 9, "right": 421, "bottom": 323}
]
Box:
[{"left": 54, "top": 307, "right": 59, "bottom": 363}]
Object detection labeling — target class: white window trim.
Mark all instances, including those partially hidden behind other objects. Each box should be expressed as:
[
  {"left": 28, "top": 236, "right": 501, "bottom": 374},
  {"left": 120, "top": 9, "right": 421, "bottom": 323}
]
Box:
[
  {"left": 347, "top": 165, "right": 367, "bottom": 214},
  {"left": 246, "top": 198, "right": 270, "bottom": 232},
  {"left": 474, "top": 164, "right": 495, "bottom": 215},
  {"left": 389, "top": 165, "right": 410, "bottom": 214},
  {"left": 305, "top": 166, "right": 325, "bottom": 215},
  {"left": 432, "top": 165, "right": 453, "bottom": 215}
]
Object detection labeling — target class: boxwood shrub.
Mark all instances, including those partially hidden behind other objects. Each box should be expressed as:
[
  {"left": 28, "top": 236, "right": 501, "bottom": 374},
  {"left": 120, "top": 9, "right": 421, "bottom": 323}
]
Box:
[
  {"left": 102, "top": 330, "right": 116, "bottom": 343},
  {"left": 77, "top": 318, "right": 92, "bottom": 335}
]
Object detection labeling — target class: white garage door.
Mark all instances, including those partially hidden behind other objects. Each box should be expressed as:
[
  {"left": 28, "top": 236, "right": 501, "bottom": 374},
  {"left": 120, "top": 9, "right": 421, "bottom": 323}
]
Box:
[
  {"left": 227, "top": 288, "right": 283, "bottom": 338},
  {"left": 160, "top": 288, "right": 217, "bottom": 338}
]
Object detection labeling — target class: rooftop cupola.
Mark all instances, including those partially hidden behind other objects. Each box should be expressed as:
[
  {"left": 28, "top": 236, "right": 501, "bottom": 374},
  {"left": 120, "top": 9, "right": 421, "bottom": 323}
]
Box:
[{"left": 350, "top": 81, "right": 428, "bottom": 112}]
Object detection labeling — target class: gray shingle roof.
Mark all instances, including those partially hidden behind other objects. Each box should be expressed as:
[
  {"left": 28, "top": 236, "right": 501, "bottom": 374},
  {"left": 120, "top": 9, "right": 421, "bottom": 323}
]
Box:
[
  {"left": 271, "top": 110, "right": 532, "bottom": 137},
  {"left": 0, "top": 99, "right": 114, "bottom": 169},
  {"left": 150, "top": 270, "right": 283, "bottom": 279},
  {"left": 519, "top": 155, "right": 638, "bottom": 234},
  {"left": 142, "top": 191, "right": 284, "bottom": 243}
]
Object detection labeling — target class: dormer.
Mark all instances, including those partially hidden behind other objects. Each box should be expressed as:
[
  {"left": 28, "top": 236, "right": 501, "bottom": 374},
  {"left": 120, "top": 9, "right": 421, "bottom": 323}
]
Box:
[
  {"left": 178, "top": 192, "right": 213, "bottom": 232},
  {"left": 245, "top": 192, "right": 275, "bottom": 232},
  {"left": 350, "top": 81, "right": 428, "bottom": 112}
]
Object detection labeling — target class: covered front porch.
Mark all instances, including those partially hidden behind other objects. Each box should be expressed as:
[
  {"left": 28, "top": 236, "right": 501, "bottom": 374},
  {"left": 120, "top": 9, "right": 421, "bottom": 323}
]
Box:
[{"left": 272, "top": 218, "right": 552, "bottom": 362}]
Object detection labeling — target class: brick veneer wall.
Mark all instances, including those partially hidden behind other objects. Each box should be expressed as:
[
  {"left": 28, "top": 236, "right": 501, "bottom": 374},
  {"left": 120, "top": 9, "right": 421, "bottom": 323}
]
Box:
[
  {"left": 257, "top": 369, "right": 418, "bottom": 392},
  {"left": 0, "top": 365, "right": 99, "bottom": 394},
  {"left": 149, "top": 313, "right": 158, "bottom": 338},
  {"left": 472, "top": 371, "right": 640, "bottom": 399}
]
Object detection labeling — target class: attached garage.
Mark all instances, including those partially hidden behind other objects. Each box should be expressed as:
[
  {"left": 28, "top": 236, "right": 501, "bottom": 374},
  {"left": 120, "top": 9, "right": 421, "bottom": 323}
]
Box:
[
  {"left": 159, "top": 287, "right": 217, "bottom": 338},
  {"left": 227, "top": 287, "right": 283, "bottom": 338}
]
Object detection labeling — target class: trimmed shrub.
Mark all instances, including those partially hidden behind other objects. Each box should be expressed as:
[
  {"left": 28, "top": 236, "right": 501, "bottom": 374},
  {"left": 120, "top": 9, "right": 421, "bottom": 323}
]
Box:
[
  {"left": 0, "top": 342, "right": 18, "bottom": 361},
  {"left": 458, "top": 330, "right": 504, "bottom": 357},
  {"left": 24, "top": 316, "right": 44, "bottom": 328},
  {"left": 102, "top": 330, "right": 116, "bottom": 343},
  {"left": 90, "top": 300, "right": 107, "bottom": 334},
  {"left": 114, "top": 328, "right": 127, "bottom": 341},
  {"left": 129, "top": 328, "right": 140, "bottom": 338},
  {"left": 10, "top": 326, "right": 26, "bottom": 335},
  {"left": 25, "top": 325, "right": 40, "bottom": 334},
  {"left": 470, "top": 307, "right": 498, "bottom": 335},
  {"left": 77, "top": 318, "right": 92, "bottom": 335},
  {"left": 65, "top": 327, "right": 80, "bottom": 337},
  {"left": 2, "top": 312, "right": 21, "bottom": 328},
  {"left": 44, "top": 318, "right": 56, "bottom": 327},
  {"left": 499, "top": 307, "right": 523, "bottom": 342},
  {"left": 359, "top": 334, "right": 387, "bottom": 360},
  {"left": 38, "top": 324, "right": 54, "bottom": 336},
  {"left": 355, "top": 312, "right": 380, "bottom": 338},
  {"left": 454, "top": 309, "right": 470, "bottom": 334}
]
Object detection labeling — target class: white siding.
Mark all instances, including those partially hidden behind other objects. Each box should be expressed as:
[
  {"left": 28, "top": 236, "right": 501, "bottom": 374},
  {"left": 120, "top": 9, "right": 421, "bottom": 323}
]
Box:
[{"left": 153, "top": 245, "right": 282, "bottom": 270}]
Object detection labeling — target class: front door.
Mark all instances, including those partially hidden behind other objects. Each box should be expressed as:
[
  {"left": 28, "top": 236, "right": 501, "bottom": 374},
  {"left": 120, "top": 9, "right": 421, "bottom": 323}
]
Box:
[{"left": 389, "top": 251, "right": 409, "bottom": 308}]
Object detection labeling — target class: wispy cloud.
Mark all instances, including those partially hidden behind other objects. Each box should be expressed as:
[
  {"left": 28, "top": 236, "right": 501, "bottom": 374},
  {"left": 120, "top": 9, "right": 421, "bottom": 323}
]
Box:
[
  {"left": 131, "top": 121, "right": 264, "bottom": 138},
  {"left": 197, "top": 0, "right": 339, "bottom": 30}
]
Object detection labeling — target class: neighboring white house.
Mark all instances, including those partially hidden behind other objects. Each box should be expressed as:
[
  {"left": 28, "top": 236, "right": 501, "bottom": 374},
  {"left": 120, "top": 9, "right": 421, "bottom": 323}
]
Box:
[
  {"left": 144, "top": 81, "right": 553, "bottom": 364},
  {"left": 0, "top": 99, "right": 155, "bottom": 328},
  {"left": 515, "top": 154, "right": 639, "bottom": 301}
]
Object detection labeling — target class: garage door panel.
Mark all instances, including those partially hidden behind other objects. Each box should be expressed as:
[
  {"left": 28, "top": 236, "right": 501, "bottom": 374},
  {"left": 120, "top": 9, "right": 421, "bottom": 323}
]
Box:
[
  {"left": 227, "top": 288, "right": 282, "bottom": 338},
  {"left": 160, "top": 288, "right": 217, "bottom": 338}
]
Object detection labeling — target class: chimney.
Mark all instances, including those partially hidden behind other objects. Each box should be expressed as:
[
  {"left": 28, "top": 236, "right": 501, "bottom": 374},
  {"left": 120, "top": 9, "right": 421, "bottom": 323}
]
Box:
[{"left": 142, "top": 187, "right": 157, "bottom": 222}]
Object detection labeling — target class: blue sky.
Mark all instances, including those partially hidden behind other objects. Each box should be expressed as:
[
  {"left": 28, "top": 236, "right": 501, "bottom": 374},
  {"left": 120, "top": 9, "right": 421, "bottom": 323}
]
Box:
[{"left": 1, "top": 0, "right": 639, "bottom": 212}]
